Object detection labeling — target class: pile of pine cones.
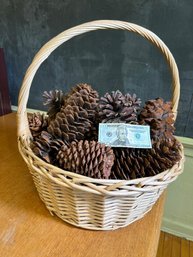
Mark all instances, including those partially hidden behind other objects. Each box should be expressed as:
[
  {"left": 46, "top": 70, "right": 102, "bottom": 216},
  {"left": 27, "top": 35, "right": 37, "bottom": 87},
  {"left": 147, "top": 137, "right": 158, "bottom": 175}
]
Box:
[{"left": 28, "top": 83, "right": 181, "bottom": 180}]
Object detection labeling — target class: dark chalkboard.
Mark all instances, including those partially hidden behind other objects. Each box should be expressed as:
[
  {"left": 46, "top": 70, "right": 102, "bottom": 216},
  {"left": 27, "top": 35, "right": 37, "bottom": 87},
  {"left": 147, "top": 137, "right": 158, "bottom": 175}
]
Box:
[{"left": 0, "top": 0, "right": 193, "bottom": 137}]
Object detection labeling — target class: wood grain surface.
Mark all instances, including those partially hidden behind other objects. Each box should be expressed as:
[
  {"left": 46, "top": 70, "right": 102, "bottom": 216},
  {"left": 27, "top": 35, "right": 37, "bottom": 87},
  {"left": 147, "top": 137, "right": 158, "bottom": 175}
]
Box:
[
  {"left": 0, "top": 113, "right": 165, "bottom": 257},
  {"left": 156, "top": 232, "right": 193, "bottom": 257}
]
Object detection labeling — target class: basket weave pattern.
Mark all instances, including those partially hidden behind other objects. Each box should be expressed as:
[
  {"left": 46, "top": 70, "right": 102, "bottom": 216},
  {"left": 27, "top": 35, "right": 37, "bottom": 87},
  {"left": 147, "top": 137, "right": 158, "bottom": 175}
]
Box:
[{"left": 17, "top": 20, "right": 184, "bottom": 230}]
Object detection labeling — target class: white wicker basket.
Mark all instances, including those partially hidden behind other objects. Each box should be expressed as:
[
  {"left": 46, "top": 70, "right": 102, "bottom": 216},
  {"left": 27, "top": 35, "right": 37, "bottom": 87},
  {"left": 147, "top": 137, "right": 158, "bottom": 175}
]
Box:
[{"left": 17, "top": 20, "right": 184, "bottom": 230}]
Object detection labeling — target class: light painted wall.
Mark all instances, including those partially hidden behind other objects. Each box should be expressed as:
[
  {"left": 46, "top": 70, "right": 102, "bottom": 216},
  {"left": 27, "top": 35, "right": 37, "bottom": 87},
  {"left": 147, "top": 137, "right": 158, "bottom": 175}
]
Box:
[{"left": 162, "top": 137, "right": 193, "bottom": 241}]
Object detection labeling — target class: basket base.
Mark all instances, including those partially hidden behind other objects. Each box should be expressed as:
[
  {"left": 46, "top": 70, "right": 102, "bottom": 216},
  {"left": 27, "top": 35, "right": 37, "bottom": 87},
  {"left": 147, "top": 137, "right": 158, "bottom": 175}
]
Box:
[
  {"left": 40, "top": 189, "right": 164, "bottom": 231},
  {"left": 52, "top": 210, "right": 151, "bottom": 230}
]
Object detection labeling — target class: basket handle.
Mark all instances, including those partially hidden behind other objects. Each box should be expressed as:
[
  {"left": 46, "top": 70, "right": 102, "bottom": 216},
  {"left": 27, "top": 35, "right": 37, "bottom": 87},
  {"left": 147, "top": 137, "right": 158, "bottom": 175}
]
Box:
[{"left": 17, "top": 20, "right": 180, "bottom": 137}]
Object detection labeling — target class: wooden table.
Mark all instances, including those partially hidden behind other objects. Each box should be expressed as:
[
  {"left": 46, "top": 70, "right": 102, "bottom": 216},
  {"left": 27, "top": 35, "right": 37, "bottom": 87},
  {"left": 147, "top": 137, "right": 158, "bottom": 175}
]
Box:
[{"left": 0, "top": 113, "right": 165, "bottom": 257}]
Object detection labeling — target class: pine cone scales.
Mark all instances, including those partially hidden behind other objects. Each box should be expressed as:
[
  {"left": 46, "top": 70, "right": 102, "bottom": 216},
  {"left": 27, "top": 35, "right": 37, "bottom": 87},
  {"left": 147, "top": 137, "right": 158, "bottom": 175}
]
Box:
[
  {"left": 63, "top": 84, "right": 99, "bottom": 122},
  {"left": 64, "top": 91, "right": 98, "bottom": 121},
  {"left": 47, "top": 84, "right": 99, "bottom": 143},
  {"left": 84, "top": 124, "right": 98, "bottom": 140},
  {"left": 43, "top": 90, "right": 65, "bottom": 120},
  {"left": 139, "top": 98, "right": 175, "bottom": 140},
  {"left": 47, "top": 105, "right": 92, "bottom": 143},
  {"left": 111, "top": 138, "right": 181, "bottom": 180},
  {"left": 31, "top": 131, "right": 65, "bottom": 163},
  {"left": 66, "top": 83, "right": 99, "bottom": 100},
  {"left": 28, "top": 112, "right": 48, "bottom": 138},
  {"left": 99, "top": 90, "right": 141, "bottom": 123},
  {"left": 57, "top": 140, "right": 114, "bottom": 179}
]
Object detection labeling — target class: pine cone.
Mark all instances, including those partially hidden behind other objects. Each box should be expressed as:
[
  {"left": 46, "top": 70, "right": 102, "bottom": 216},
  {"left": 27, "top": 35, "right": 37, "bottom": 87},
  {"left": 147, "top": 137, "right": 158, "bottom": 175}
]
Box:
[
  {"left": 28, "top": 112, "right": 48, "bottom": 138},
  {"left": 47, "top": 84, "right": 99, "bottom": 143},
  {"left": 111, "top": 137, "right": 181, "bottom": 180},
  {"left": 57, "top": 140, "right": 114, "bottom": 179},
  {"left": 43, "top": 90, "right": 65, "bottom": 120},
  {"left": 63, "top": 83, "right": 99, "bottom": 122},
  {"left": 111, "top": 148, "right": 145, "bottom": 180},
  {"left": 66, "top": 83, "right": 98, "bottom": 101},
  {"left": 144, "top": 138, "right": 181, "bottom": 175},
  {"left": 99, "top": 90, "right": 141, "bottom": 123},
  {"left": 139, "top": 98, "right": 175, "bottom": 140},
  {"left": 47, "top": 105, "right": 93, "bottom": 143},
  {"left": 31, "top": 131, "right": 65, "bottom": 164}
]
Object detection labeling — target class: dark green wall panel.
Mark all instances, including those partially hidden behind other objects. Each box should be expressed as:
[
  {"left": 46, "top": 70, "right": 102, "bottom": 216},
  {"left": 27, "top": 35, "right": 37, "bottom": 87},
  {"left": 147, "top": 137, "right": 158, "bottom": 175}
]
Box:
[{"left": 0, "top": 0, "right": 192, "bottom": 137}]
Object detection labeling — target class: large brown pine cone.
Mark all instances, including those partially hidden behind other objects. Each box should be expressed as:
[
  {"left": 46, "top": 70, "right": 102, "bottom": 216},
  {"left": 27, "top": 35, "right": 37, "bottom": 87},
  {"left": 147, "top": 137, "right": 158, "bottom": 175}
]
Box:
[
  {"left": 99, "top": 90, "right": 141, "bottom": 123},
  {"left": 47, "top": 105, "right": 93, "bottom": 143},
  {"left": 111, "top": 137, "right": 181, "bottom": 180},
  {"left": 65, "top": 83, "right": 98, "bottom": 101},
  {"left": 43, "top": 84, "right": 98, "bottom": 120},
  {"left": 63, "top": 83, "right": 99, "bottom": 122},
  {"left": 28, "top": 112, "right": 48, "bottom": 138},
  {"left": 43, "top": 90, "right": 65, "bottom": 120},
  {"left": 31, "top": 131, "right": 65, "bottom": 164},
  {"left": 139, "top": 98, "right": 175, "bottom": 140},
  {"left": 57, "top": 140, "right": 115, "bottom": 179},
  {"left": 47, "top": 84, "right": 99, "bottom": 143}
]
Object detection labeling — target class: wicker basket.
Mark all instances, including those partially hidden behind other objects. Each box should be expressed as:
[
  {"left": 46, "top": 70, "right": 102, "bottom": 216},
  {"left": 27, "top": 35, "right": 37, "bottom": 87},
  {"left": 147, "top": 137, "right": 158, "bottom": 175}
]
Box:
[{"left": 17, "top": 20, "right": 184, "bottom": 230}]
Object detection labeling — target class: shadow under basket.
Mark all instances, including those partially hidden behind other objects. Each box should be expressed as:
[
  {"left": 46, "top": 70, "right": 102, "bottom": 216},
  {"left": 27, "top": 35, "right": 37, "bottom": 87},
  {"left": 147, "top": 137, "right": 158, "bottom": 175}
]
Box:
[{"left": 17, "top": 20, "right": 185, "bottom": 230}]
